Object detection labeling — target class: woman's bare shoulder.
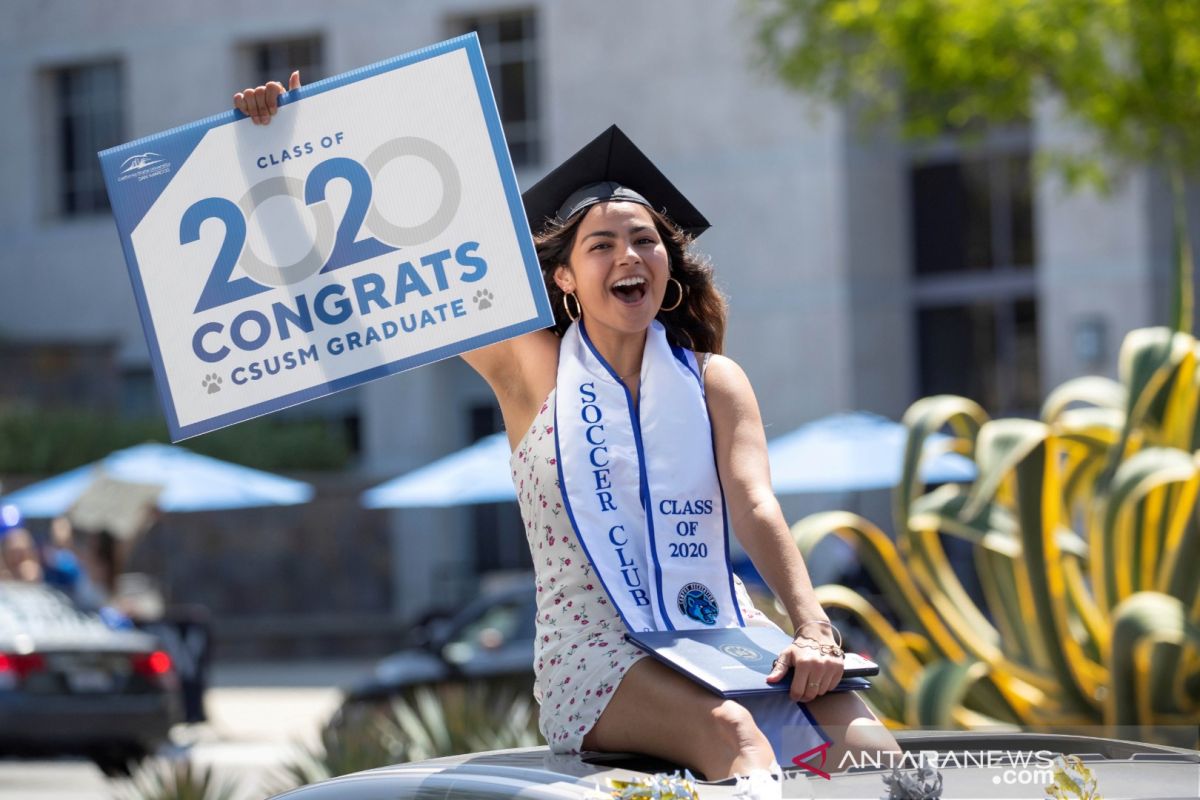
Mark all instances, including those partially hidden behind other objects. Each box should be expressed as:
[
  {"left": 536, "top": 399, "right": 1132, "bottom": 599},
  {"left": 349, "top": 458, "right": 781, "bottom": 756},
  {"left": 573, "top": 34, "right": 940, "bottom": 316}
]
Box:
[
  {"left": 703, "top": 353, "right": 763, "bottom": 426},
  {"left": 703, "top": 353, "right": 752, "bottom": 397}
]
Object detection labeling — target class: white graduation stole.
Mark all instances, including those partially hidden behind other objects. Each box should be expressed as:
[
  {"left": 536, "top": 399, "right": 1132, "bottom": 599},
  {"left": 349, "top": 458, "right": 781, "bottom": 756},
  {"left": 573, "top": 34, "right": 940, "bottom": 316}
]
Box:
[{"left": 554, "top": 320, "right": 744, "bottom": 632}]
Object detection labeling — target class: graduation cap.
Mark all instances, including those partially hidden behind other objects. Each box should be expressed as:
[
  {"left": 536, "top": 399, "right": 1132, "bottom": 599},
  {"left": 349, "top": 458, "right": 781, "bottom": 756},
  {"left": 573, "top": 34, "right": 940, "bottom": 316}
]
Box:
[{"left": 521, "top": 125, "right": 710, "bottom": 237}]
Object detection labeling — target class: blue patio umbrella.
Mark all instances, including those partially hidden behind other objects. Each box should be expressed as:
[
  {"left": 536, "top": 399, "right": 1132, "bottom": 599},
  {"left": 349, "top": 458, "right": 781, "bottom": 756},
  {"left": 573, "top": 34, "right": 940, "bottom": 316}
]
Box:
[
  {"left": 1, "top": 443, "right": 314, "bottom": 517},
  {"left": 767, "top": 411, "right": 976, "bottom": 494},
  {"left": 363, "top": 411, "right": 976, "bottom": 511},
  {"left": 362, "top": 433, "right": 515, "bottom": 509}
]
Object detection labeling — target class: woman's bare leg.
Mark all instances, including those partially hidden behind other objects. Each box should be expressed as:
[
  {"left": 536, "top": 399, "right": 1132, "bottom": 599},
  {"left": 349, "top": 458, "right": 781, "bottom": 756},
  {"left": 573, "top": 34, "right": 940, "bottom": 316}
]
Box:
[
  {"left": 581, "top": 657, "right": 776, "bottom": 781},
  {"left": 803, "top": 690, "right": 900, "bottom": 773},
  {"left": 581, "top": 659, "right": 899, "bottom": 780}
]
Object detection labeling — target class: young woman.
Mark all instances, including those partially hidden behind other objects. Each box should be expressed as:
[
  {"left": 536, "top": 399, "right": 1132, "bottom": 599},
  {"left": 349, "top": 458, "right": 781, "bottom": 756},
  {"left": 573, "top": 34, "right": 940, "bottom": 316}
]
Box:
[{"left": 237, "top": 75, "right": 898, "bottom": 797}]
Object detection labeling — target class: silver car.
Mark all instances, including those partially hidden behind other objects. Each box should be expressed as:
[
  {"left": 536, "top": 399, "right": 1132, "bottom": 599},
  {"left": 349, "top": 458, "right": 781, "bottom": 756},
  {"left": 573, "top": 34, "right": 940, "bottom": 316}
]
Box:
[
  {"left": 0, "top": 580, "right": 181, "bottom": 775},
  {"left": 269, "top": 730, "right": 1200, "bottom": 799}
]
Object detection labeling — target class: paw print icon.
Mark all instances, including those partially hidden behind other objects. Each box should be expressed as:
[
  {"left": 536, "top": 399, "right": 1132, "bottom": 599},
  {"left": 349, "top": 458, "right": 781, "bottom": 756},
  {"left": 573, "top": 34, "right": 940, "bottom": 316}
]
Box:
[
  {"left": 202, "top": 374, "right": 223, "bottom": 394},
  {"left": 473, "top": 289, "right": 495, "bottom": 310}
]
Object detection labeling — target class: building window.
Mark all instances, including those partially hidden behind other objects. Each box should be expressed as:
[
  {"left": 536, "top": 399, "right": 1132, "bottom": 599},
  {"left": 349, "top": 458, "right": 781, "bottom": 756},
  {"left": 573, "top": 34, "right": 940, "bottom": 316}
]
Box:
[
  {"left": 909, "top": 127, "right": 1039, "bottom": 415},
  {"left": 454, "top": 10, "right": 540, "bottom": 166},
  {"left": 242, "top": 35, "right": 324, "bottom": 87},
  {"left": 916, "top": 298, "right": 1040, "bottom": 414},
  {"left": 911, "top": 152, "right": 1034, "bottom": 275},
  {"left": 120, "top": 367, "right": 159, "bottom": 419},
  {"left": 0, "top": 341, "right": 120, "bottom": 412},
  {"left": 49, "top": 61, "right": 124, "bottom": 217}
]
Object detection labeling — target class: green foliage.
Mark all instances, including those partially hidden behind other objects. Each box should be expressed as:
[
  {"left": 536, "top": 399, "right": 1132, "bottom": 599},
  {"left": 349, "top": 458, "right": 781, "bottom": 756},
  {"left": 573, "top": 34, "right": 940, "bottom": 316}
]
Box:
[
  {"left": 269, "top": 682, "right": 543, "bottom": 794},
  {"left": 268, "top": 709, "right": 407, "bottom": 791},
  {"left": 793, "top": 326, "right": 1200, "bottom": 740},
  {"left": 751, "top": 0, "right": 1200, "bottom": 332},
  {"left": 0, "top": 408, "right": 350, "bottom": 474},
  {"left": 189, "top": 415, "right": 351, "bottom": 472},
  {"left": 113, "top": 683, "right": 543, "bottom": 799},
  {"left": 752, "top": 0, "right": 1200, "bottom": 173},
  {"left": 112, "top": 760, "right": 237, "bottom": 800}
]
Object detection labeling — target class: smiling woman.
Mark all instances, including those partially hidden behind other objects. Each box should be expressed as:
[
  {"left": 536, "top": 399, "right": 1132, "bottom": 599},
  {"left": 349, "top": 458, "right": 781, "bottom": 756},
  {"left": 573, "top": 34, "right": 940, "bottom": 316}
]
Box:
[
  {"left": 241, "top": 69, "right": 896, "bottom": 796},
  {"left": 534, "top": 200, "right": 725, "bottom": 358}
]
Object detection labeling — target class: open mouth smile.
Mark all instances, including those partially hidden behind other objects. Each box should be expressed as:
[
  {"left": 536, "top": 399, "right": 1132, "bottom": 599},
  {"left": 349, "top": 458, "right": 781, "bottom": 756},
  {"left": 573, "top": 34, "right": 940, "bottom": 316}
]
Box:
[{"left": 610, "top": 275, "right": 648, "bottom": 305}]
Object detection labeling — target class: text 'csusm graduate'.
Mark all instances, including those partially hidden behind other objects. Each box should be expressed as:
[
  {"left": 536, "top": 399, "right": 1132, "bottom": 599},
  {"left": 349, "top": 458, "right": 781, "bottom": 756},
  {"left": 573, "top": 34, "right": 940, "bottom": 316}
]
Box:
[{"left": 236, "top": 72, "right": 898, "bottom": 799}]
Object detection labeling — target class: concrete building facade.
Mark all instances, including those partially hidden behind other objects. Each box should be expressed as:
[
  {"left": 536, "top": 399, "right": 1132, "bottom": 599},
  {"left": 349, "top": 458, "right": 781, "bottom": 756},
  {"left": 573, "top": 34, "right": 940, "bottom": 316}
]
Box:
[{"left": 0, "top": 1, "right": 1173, "bottom": 622}]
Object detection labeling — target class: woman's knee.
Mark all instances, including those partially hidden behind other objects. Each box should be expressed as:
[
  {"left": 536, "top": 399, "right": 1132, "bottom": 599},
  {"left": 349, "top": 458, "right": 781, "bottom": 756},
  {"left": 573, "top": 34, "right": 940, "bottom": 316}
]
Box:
[{"left": 709, "top": 699, "right": 771, "bottom": 754}]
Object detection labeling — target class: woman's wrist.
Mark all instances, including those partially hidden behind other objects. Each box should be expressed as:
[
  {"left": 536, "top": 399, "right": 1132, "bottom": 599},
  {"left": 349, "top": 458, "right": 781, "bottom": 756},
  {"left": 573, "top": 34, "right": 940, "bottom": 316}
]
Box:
[{"left": 791, "top": 619, "right": 843, "bottom": 653}]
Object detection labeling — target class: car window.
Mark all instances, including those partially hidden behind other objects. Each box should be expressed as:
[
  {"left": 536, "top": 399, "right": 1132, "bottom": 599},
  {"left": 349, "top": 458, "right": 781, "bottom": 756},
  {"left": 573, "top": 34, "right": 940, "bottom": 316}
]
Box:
[{"left": 443, "top": 599, "right": 526, "bottom": 662}]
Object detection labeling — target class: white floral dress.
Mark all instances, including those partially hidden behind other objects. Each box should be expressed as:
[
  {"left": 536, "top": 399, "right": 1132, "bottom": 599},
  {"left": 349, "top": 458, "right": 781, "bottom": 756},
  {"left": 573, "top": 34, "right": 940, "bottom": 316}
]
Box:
[{"left": 509, "top": 389, "right": 778, "bottom": 754}]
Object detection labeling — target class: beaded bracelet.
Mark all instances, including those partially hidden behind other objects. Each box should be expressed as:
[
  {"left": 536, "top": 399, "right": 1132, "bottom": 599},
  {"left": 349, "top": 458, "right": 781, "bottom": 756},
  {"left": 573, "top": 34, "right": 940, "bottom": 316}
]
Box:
[
  {"left": 792, "top": 619, "right": 843, "bottom": 651},
  {"left": 791, "top": 638, "right": 844, "bottom": 658}
]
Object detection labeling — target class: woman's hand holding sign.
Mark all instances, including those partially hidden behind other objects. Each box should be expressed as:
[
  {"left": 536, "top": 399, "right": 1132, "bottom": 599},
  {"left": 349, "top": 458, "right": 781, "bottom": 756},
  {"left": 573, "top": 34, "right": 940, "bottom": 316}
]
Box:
[{"left": 234, "top": 70, "right": 301, "bottom": 125}]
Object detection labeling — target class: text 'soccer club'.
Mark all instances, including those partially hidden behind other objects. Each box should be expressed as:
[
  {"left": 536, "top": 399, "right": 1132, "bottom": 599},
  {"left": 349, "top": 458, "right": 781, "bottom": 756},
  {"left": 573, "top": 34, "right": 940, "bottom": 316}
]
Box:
[{"left": 99, "top": 34, "right": 552, "bottom": 441}]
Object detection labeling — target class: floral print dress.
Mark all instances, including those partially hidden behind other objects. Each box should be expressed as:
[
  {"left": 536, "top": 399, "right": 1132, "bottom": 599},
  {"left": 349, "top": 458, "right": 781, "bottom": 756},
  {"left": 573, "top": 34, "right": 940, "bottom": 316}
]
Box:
[{"left": 509, "top": 389, "right": 774, "bottom": 753}]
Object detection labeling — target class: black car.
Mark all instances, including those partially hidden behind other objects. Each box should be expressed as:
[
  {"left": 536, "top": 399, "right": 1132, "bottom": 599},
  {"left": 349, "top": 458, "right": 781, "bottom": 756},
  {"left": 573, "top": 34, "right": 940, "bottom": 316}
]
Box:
[
  {"left": 0, "top": 580, "right": 181, "bottom": 775},
  {"left": 344, "top": 582, "right": 536, "bottom": 705}
]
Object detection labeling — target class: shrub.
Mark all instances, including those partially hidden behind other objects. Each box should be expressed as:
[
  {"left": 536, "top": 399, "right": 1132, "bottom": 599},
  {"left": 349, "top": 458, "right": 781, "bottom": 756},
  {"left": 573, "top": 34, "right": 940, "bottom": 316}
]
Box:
[
  {"left": 795, "top": 327, "right": 1200, "bottom": 739},
  {"left": 0, "top": 408, "right": 350, "bottom": 473}
]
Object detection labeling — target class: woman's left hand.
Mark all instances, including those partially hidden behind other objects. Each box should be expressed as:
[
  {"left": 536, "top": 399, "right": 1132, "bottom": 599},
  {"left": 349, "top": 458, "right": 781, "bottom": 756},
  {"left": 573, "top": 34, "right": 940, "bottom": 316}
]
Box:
[{"left": 765, "top": 631, "right": 845, "bottom": 703}]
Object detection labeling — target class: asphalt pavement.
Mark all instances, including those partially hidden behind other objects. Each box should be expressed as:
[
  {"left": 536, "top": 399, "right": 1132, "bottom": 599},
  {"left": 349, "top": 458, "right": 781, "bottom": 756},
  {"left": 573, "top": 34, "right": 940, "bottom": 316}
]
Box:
[{"left": 0, "top": 658, "right": 377, "bottom": 800}]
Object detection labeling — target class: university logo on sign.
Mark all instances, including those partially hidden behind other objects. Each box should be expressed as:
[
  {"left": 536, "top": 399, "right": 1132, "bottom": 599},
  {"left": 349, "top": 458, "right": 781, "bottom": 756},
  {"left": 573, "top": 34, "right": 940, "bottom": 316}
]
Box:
[{"left": 99, "top": 34, "right": 551, "bottom": 441}]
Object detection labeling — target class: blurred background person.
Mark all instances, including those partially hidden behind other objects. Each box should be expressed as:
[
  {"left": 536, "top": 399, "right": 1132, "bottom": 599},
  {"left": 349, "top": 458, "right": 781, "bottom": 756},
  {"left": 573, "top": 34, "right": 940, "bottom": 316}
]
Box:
[
  {"left": 1, "top": 506, "right": 43, "bottom": 583},
  {"left": 41, "top": 515, "right": 109, "bottom": 609}
]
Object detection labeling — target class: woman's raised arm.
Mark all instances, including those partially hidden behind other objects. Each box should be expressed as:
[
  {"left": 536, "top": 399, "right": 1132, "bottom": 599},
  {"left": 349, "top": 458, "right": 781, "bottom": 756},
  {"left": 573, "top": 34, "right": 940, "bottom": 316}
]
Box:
[{"left": 230, "top": 69, "right": 559, "bottom": 440}]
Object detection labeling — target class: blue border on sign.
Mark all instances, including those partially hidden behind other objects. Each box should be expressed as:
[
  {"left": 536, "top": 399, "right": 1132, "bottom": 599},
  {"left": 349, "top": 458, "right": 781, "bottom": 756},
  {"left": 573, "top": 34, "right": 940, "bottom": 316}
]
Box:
[{"left": 97, "top": 33, "right": 552, "bottom": 441}]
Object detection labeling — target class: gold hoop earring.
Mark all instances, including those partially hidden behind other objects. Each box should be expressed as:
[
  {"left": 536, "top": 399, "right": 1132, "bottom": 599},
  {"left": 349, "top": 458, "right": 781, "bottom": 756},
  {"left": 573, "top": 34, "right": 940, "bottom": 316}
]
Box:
[
  {"left": 660, "top": 278, "right": 684, "bottom": 312},
  {"left": 562, "top": 291, "right": 581, "bottom": 322}
]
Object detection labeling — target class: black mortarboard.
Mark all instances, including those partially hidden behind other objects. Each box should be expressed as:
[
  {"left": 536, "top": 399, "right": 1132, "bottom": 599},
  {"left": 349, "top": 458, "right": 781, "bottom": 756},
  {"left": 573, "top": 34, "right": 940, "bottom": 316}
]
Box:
[{"left": 521, "top": 125, "right": 710, "bottom": 237}]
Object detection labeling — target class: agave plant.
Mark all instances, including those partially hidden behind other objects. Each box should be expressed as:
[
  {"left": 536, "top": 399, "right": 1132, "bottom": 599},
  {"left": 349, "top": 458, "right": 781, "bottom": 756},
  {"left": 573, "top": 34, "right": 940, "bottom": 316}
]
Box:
[
  {"left": 266, "top": 707, "right": 410, "bottom": 793},
  {"left": 268, "top": 681, "right": 543, "bottom": 793},
  {"left": 385, "top": 681, "right": 542, "bottom": 761},
  {"left": 112, "top": 759, "right": 238, "bottom": 800},
  {"left": 792, "top": 326, "right": 1200, "bottom": 739}
]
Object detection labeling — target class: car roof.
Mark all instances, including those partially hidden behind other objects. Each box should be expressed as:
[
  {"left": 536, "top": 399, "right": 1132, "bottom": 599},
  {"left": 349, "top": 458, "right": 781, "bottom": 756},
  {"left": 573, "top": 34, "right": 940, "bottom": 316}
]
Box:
[
  {"left": 271, "top": 731, "right": 1200, "bottom": 799},
  {"left": 0, "top": 580, "right": 156, "bottom": 652}
]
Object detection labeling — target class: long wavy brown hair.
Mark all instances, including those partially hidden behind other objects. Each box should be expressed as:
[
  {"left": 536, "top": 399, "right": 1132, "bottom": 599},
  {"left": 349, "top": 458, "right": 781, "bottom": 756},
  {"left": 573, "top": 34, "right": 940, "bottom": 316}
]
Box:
[{"left": 534, "top": 206, "right": 728, "bottom": 355}]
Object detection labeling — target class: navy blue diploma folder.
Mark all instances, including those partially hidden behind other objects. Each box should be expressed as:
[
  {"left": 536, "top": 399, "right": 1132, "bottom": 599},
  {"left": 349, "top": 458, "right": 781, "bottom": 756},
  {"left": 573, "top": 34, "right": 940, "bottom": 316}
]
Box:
[{"left": 625, "top": 626, "right": 879, "bottom": 698}]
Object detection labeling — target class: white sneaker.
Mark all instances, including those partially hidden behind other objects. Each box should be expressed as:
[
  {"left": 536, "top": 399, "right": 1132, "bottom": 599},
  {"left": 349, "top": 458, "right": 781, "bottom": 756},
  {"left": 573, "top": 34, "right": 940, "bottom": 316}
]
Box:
[{"left": 731, "top": 765, "right": 783, "bottom": 800}]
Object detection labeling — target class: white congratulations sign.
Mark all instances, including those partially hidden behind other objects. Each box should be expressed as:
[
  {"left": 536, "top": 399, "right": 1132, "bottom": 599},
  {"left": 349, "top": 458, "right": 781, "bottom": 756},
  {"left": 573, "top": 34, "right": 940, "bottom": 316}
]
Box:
[{"left": 99, "top": 34, "right": 551, "bottom": 441}]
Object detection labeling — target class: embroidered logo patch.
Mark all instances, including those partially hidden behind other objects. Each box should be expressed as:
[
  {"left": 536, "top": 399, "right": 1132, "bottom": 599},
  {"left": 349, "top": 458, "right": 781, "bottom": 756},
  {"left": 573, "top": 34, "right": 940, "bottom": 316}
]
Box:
[{"left": 678, "top": 582, "right": 719, "bottom": 625}]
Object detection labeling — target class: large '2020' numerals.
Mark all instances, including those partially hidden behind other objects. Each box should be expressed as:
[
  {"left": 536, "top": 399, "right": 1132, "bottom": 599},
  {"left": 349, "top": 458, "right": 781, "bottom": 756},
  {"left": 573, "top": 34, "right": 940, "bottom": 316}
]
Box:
[
  {"left": 184, "top": 197, "right": 269, "bottom": 314},
  {"left": 181, "top": 138, "right": 462, "bottom": 315},
  {"left": 304, "top": 157, "right": 396, "bottom": 275}
]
